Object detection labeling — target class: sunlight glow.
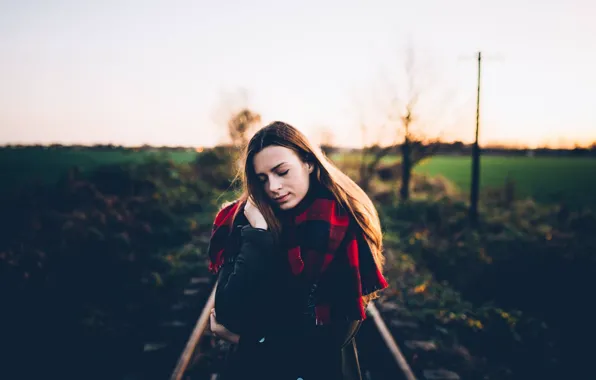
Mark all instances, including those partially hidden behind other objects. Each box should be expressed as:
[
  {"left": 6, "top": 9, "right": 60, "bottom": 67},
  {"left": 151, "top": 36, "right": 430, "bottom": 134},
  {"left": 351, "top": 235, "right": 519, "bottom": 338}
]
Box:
[{"left": 1, "top": 0, "right": 594, "bottom": 149}]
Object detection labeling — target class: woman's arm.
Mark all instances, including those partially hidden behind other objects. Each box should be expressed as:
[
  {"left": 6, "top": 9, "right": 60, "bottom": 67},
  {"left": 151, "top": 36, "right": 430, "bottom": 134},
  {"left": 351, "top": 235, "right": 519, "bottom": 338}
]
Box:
[
  {"left": 214, "top": 225, "right": 276, "bottom": 334},
  {"left": 209, "top": 308, "right": 240, "bottom": 344}
]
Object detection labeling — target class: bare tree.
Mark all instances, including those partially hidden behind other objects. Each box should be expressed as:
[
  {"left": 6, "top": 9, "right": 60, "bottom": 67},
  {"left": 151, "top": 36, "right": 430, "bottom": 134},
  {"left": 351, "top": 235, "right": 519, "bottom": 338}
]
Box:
[
  {"left": 399, "top": 48, "right": 420, "bottom": 201},
  {"left": 357, "top": 122, "right": 398, "bottom": 193},
  {"left": 351, "top": 46, "right": 430, "bottom": 196},
  {"left": 371, "top": 44, "right": 449, "bottom": 201},
  {"left": 227, "top": 108, "right": 262, "bottom": 148},
  {"left": 349, "top": 77, "right": 403, "bottom": 192},
  {"left": 211, "top": 88, "right": 262, "bottom": 148}
]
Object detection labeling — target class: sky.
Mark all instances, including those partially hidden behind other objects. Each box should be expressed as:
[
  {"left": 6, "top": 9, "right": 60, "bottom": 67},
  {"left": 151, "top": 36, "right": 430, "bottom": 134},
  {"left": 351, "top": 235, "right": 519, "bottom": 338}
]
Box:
[{"left": 0, "top": 0, "right": 595, "bottom": 149}]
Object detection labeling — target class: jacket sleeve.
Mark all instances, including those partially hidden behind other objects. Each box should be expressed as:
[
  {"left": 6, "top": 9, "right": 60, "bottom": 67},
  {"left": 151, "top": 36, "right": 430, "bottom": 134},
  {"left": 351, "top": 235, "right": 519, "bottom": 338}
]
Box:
[{"left": 214, "top": 225, "right": 276, "bottom": 334}]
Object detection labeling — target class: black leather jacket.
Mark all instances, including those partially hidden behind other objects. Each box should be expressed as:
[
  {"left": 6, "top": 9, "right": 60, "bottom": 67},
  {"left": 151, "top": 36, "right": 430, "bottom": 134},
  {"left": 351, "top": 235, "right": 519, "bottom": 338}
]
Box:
[{"left": 213, "top": 223, "right": 363, "bottom": 380}]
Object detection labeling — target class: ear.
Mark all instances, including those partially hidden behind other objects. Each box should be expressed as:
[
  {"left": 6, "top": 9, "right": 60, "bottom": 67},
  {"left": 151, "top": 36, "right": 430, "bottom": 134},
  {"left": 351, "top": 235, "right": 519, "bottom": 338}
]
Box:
[{"left": 306, "top": 162, "right": 314, "bottom": 173}]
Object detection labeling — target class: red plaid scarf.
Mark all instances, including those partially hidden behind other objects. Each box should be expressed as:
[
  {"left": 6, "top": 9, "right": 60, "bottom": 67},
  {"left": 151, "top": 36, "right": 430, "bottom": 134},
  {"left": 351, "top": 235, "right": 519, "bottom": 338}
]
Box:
[{"left": 207, "top": 187, "right": 389, "bottom": 325}]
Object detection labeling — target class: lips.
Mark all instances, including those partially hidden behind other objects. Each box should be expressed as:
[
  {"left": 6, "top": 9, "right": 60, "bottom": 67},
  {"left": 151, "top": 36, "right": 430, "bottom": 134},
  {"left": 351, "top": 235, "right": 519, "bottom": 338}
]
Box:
[{"left": 274, "top": 194, "right": 290, "bottom": 202}]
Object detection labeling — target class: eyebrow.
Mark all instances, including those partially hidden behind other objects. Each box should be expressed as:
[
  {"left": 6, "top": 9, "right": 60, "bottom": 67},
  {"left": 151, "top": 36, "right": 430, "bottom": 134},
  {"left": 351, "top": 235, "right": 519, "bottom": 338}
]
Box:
[{"left": 256, "top": 162, "right": 286, "bottom": 176}]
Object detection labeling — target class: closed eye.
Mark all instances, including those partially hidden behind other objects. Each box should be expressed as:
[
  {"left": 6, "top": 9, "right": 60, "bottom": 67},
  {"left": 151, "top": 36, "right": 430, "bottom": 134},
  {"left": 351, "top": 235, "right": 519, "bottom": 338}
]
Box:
[{"left": 257, "top": 169, "right": 288, "bottom": 183}]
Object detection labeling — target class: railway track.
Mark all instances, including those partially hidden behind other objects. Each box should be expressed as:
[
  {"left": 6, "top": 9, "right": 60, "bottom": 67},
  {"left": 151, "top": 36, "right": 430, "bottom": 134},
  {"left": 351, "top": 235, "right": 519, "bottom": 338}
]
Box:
[{"left": 125, "top": 274, "right": 465, "bottom": 380}]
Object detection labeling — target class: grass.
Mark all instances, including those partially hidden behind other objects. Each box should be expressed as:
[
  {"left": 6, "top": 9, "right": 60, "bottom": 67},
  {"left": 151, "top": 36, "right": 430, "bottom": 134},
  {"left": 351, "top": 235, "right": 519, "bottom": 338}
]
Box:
[
  {"left": 415, "top": 156, "right": 596, "bottom": 207},
  {"left": 1, "top": 148, "right": 199, "bottom": 191},
  {"left": 3, "top": 147, "right": 595, "bottom": 208},
  {"left": 330, "top": 151, "right": 595, "bottom": 207}
]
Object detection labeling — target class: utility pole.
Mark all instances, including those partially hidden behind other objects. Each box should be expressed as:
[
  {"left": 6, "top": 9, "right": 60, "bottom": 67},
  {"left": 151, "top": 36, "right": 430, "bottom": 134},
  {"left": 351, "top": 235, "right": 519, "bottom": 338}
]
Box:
[{"left": 470, "top": 52, "right": 482, "bottom": 226}]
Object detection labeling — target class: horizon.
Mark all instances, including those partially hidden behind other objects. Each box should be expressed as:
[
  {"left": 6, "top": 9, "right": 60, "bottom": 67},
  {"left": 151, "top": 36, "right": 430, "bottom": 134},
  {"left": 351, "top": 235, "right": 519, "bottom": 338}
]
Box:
[
  {"left": 2, "top": 139, "right": 595, "bottom": 150},
  {"left": 1, "top": 0, "right": 595, "bottom": 149}
]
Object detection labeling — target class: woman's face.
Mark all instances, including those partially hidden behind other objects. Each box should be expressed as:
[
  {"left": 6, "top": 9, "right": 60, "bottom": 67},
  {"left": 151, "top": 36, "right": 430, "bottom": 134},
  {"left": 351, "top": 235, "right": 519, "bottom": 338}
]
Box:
[{"left": 252, "top": 145, "right": 314, "bottom": 210}]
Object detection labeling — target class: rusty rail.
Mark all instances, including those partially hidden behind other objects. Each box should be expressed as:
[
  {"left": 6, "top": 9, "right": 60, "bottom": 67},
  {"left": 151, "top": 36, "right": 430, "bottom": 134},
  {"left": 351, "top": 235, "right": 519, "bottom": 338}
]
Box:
[
  {"left": 169, "top": 285, "right": 417, "bottom": 380},
  {"left": 367, "top": 303, "right": 418, "bottom": 380},
  {"left": 169, "top": 281, "right": 217, "bottom": 380}
]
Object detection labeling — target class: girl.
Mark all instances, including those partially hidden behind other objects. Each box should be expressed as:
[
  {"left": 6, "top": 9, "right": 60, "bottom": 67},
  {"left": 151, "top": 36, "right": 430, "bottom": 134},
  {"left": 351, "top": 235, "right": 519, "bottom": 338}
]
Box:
[{"left": 207, "top": 121, "right": 388, "bottom": 380}]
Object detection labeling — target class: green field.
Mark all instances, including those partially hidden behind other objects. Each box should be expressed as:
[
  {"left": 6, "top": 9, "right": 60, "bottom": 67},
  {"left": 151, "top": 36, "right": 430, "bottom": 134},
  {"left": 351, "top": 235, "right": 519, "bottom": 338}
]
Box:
[
  {"left": 1, "top": 148, "right": 198, "bottom": 190},
  {"left": 2, "top": 148, "right": 594, "bottom": 208},
  {"left": 415, "top": 156, "right": 596, "bottom": 207}
]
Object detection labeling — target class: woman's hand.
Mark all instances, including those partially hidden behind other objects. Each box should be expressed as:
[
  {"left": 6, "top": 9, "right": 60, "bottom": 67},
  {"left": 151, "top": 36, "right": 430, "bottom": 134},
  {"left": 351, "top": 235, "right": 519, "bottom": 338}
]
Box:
[
  {"left": 244, "top": 198, "right": 268, "bottom": 230},
  {"left": 210, "top": 308, "right": 240, "bottom": 344}
]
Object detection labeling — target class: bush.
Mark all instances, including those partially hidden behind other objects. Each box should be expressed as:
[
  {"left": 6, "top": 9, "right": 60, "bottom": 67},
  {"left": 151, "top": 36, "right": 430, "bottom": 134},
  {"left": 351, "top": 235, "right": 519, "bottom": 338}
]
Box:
[
  {"left": 193, "top": 146, "right": 238, "bottom": 192},
  {"left": 0, "top": 159, "right": 221, "bottom": 377},
  {"left": 379, "top": 196, "right": 596, "bottom": 377}
]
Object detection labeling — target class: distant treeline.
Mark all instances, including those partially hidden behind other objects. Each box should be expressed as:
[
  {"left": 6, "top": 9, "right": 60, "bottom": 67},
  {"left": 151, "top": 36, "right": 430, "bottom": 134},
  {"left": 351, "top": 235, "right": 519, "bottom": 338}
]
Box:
[
  {"left": 326, "top": 141, "right": 596, "bottom": 157},
  {"left": 3, "top": 141, "right": 596, "bottom": 157},
  {"left": 436, "top": 142, "right": 596, "bottom": 157},
  {"left": 0, "top": 144, "right": 197, "bottom": 152}
]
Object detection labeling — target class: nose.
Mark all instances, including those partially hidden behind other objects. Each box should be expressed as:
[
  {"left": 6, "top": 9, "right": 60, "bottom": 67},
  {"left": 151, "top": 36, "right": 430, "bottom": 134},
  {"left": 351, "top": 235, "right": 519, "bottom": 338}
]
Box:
[{"left": 268, "top": 176, "right": 282, "bottom": 193}]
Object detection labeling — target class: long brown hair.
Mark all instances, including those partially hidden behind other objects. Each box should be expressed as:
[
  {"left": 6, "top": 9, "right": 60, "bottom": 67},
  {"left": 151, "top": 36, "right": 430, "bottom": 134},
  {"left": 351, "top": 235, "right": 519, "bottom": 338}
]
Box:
[{"left": 229, "top": 121, "right": 385, "bottom": 276}]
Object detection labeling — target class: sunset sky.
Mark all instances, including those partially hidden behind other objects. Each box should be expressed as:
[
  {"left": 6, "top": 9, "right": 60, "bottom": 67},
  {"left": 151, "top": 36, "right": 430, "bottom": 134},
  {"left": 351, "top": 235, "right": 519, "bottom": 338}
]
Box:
[{"left": 1, "top": 0, "right": 594, "bottom": 148}]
